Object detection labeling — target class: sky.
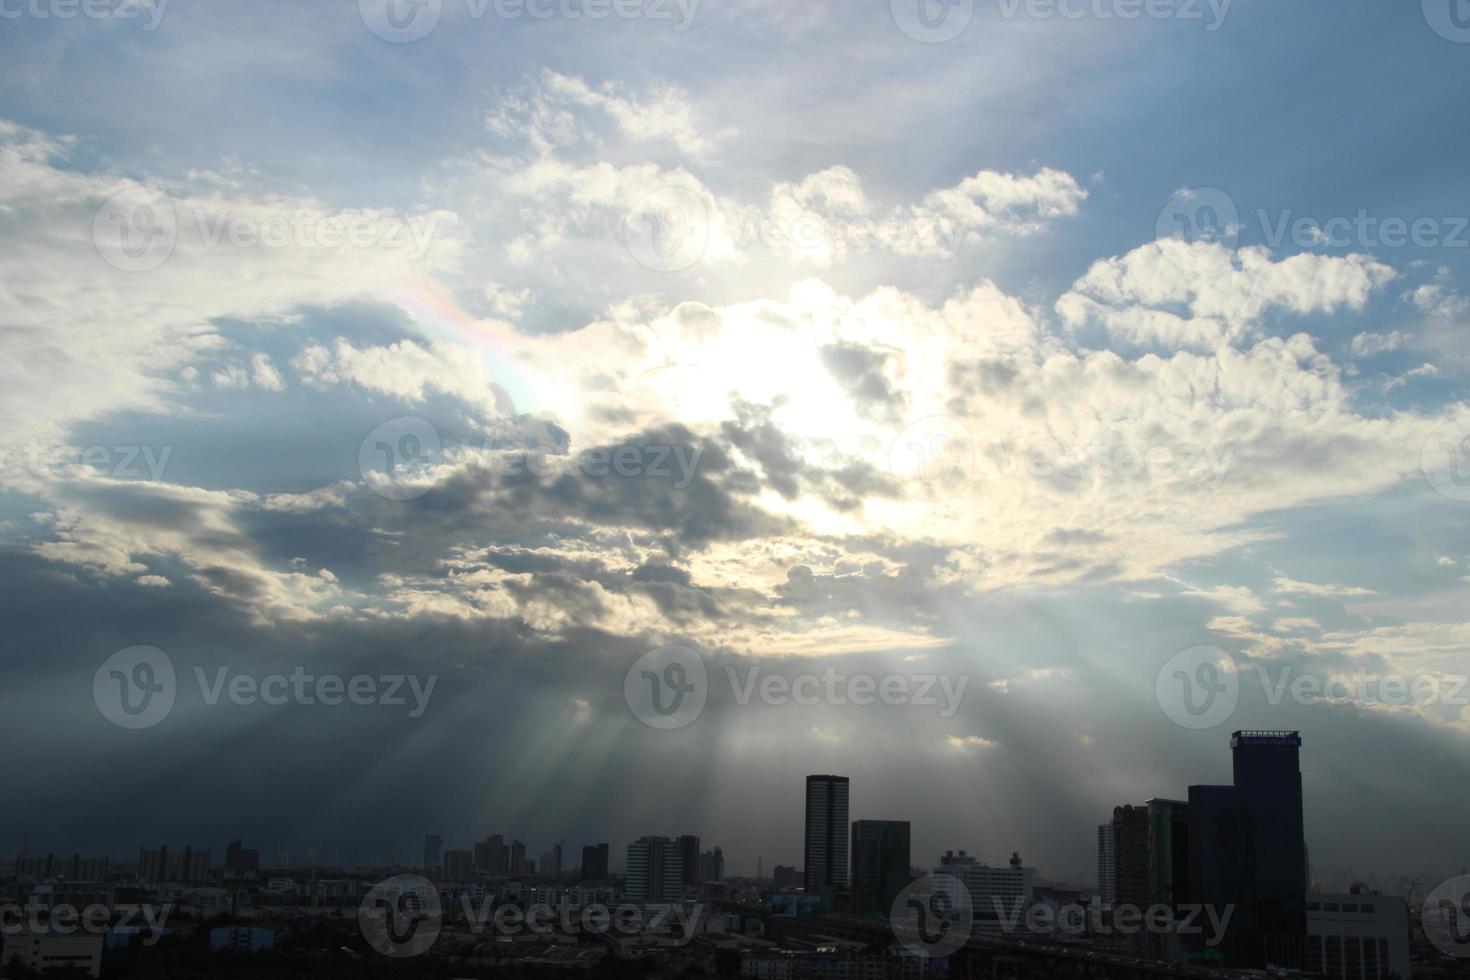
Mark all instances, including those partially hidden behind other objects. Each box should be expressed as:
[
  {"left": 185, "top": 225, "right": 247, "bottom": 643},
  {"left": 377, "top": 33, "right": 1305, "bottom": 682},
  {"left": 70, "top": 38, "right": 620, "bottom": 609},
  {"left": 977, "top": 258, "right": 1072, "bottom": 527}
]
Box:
[{"left": 2, "top": 0, "right": 1469, "bottom": 888}]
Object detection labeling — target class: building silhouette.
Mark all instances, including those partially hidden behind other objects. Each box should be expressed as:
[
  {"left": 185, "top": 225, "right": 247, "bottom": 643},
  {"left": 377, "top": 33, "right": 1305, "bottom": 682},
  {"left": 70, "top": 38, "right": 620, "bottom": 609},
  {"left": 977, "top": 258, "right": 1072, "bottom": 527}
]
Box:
[
  {"left": 225, "top": 838, "right": 260, "bottom": 876},
  {"left": 1232, "top": 730, "right": 1308, "bottom": 969},
  {"left": 804, "top": 775, "right": 850, "bottom": 895},
  {"left": 581, "top": 843, "right": 609, "bottom": 880},
  {"left": 850, "top": 820, "right": 910, "bottom": 914},
  {"left": 627, "top": 836, "right": 683, "bottom": 902},
  {"left": 1096, "top": 824, "right": 1116, "bottom": 903},
  {"left": 1187, "top": 730, "right": 1307, "bottom": 970},
  {"left": 678, "top": 834, "right": 701, "bottom": 886}
]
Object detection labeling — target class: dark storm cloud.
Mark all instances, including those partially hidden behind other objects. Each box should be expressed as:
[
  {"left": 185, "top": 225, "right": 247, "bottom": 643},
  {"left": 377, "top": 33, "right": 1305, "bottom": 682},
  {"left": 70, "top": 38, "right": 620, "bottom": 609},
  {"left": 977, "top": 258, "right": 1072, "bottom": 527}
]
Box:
[
  {"left": 719, "top": 401, "right": 901, "bottom": 509},
  {"left": 819, "top": 341, "right": 906, "bottom": 424},
  {"left": 7, "top": 538, "right": 1467, "bottom": 884}
]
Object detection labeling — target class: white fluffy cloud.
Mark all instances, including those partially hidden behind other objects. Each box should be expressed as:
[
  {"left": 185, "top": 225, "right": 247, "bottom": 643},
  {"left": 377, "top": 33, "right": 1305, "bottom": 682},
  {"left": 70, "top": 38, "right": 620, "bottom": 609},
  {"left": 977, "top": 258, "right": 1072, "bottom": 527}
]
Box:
[{"left": 1058, "top": 242, "right": 1395, "bottom": 351}]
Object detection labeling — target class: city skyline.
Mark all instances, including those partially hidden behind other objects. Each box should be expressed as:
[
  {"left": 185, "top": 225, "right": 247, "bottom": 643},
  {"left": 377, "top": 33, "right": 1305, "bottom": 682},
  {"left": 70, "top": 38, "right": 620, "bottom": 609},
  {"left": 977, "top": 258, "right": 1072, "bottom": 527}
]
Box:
[
  {"left": 4, "top": 5, "right": 1470, "bottom": 977},
  {"left": 11, "top": 738, "right": 1459, "bottom": 896}
]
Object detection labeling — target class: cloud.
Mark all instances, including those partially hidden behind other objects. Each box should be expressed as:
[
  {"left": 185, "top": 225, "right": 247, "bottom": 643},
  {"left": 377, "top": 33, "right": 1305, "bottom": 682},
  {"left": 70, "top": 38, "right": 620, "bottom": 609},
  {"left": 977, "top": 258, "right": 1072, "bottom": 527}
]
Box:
[
  {"left": 947, "top": 735, "right": 997, "bottom": 750},
  {"left": 1350, "top": 331, "right": 1405, "bottom": 358},
  {"left": 490, "top": 70, "right": 720, "bottom": 159},
  {"left": 1058, "top": 243, "right": 1395, "bottom": 351}
]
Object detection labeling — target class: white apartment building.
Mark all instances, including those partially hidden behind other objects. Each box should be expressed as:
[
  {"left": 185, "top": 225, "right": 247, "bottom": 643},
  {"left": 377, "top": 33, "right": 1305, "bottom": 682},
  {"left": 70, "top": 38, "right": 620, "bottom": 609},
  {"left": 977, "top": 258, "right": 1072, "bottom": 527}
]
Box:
[
  {"left": 934, "top": 850, "right": 1036, "bottom": 940},
  {"left": 1306, "top": 891, "right": 1411, "bottom": 980}
]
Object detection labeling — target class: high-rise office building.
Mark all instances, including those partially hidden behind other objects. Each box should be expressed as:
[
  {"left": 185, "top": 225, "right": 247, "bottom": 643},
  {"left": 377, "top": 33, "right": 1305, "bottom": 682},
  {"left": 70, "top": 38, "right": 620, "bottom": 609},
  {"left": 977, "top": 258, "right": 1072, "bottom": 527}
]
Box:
[
  {"left": 1231, "top": 730, "right": 1307, "bottom": 970},
  {"left": 475, "top": 835, "right": 508, "bottom": 875},
  {"left": 1096, "top": 825, "right": 1116, "bottom": 903},
  {"left": 510, "top": 840, "right": 529, "bottom": 876},
  {"left": 167, "top": 846, "right": 209, "bottom": 884},
  {"left": 1110, "top": 804, "right": 1151, "bottom": 909},
  {"left": 804, "top": 775, "right": 850, "bottom": 893},
  {"left": 698, "top": 847, "right": 725, "bottom": 883},
  {"left": 678, "top": 835, "right": 701, "bottom": 887},
  {"left": 1187, "top": 781, "right": 1255, "bottom": 966},
  {"left": 850, "top": 820, "right": 910, "bottom": 914},
  {"left": 224, "top": 839, "right": 259, "bottom": 876},
  {"left": 138, "top": 847, "right": 168, "bottom": 882},
  {"left": 443, "top": 848, "right": 473, "bottom": 881},
  {"left": 581, "top": 843, "right": 609, "bottom": 880},
  {"left": 423, "top": 835, "right": 443, "bottom": 873},
  {"left": 626, "top": 836, "right": 683, "bottom": 902},
  {"left": 1145, "top": 799, "right": 1189, "bottom": 910},
  {"left": 1100, "top": 799, "right": 1191, "bottom": 957}
]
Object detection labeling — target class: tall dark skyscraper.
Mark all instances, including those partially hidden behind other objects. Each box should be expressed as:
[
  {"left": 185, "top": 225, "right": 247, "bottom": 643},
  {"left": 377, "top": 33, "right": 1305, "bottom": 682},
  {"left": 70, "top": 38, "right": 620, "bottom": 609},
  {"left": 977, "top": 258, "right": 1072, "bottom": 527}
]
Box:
[
  {"left": 1232, "top": 730, "right": 1307, "bottom": 969},
  {"left": 1188, "top": 785, "right": 1255, "bottom": 967},
  {"left": 581, "top": 843, "right": 609, "bottom": 880},
  {"left": 678, "top": 834, "right": 701, "bottom": 886},
  {"left": 804, "top": 774, "right": 850, "bottom": 894},
  {"left": 1110, "top": 804, "right": 1151, "bottom": 908},
  {"left": 1188, "top": 730, "right": 1306, "bottom": 970},
  {"left": 850, "top": 819, "right": 910, "bottom": 914},
  {"left": 475, "top": 834, "right": 507, "bottom": 875},
  {"left": 224, "top": 838, "right": 259, "bottom": 876}
]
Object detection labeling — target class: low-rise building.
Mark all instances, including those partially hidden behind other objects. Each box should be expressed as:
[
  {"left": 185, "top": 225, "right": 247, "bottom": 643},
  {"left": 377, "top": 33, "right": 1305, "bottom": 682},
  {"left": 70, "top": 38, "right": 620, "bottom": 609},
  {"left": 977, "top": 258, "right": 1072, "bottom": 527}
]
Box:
[
  {"left": 1, "top": 932, "right": 104, "bottom": 977},
  {"left": 1306, "top": 890, "right": 1410, "bottom": 980},
  {"left": 209, "top": 926, "right": 276, "bottom": 953}
]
